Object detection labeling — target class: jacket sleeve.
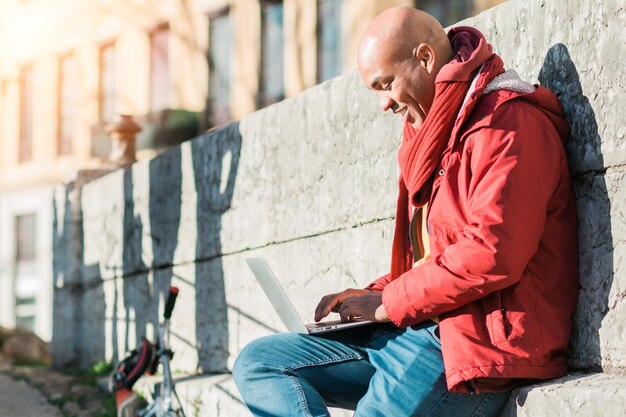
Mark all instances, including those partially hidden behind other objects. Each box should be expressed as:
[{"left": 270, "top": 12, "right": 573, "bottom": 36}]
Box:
[
  {"left": 381, "top": 103, "right": 564, "bottom": 327},
  {"left": 366, "top": 273, "right": 391, "bottom": 291}
]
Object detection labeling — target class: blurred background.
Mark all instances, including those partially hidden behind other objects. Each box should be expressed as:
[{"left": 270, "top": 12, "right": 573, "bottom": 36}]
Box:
[{"left": 0, "top": 0, "right": 503, "bottom": 343}]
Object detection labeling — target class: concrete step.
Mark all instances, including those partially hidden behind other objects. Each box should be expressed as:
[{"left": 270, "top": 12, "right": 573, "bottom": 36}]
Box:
[
  {"left": 136, "top": 371, "right": 626, "bottom": 417},
  {"left": 501, "top": 372, "right": 626, "bottom": 417},
  {"left": 135, "top": 373, "right": 351, "bottom": 417}
]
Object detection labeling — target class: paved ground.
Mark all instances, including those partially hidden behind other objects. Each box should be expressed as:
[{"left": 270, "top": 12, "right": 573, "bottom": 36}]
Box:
[
  {"left": 0, "top": 361, "right": 114, "bottom": 417},
  {"left": 0, "top": 373, "right": 63, "bottom": 417}
]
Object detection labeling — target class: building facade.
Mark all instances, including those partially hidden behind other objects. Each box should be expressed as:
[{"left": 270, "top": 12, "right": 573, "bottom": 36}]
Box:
[{"left": 0, "top": 0, "right": 502, "bottom": 341}]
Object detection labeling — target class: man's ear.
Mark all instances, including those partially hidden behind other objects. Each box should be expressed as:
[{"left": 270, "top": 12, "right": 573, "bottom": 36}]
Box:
[{"left": 414, "top": 43, "right": 436, "bottom": 74}]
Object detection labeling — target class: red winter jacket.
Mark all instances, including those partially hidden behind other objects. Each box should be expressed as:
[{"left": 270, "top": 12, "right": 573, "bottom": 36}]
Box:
[{"left": 368, "top": 64, "right": 579, "bottom": 393}]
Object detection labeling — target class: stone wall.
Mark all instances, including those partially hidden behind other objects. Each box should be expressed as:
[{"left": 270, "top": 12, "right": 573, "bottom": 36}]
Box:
[
  {"left": 51, "top": 73, "right": 403, "bottom": 371},
  {"left": 51, "top": 0, "right": 625, "bottom": 414}
]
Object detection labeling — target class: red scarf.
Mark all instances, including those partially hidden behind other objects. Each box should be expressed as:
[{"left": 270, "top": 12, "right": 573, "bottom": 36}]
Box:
[{"left": 390, "top": 27, "right": 498, "bottom": 279}]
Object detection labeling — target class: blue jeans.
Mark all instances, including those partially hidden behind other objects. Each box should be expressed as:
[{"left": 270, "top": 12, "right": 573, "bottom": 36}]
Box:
[{"left": 233, "top": 321, "right": 511, "bottom": 417}]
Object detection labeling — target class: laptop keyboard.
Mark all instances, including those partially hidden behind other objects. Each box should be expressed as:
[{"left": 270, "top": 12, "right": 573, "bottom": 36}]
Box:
[{"left": 306, "top": 319, "right": 343, "bottom": 329}]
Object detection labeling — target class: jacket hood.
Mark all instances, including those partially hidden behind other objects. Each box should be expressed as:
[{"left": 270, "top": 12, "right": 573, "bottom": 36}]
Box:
[
  {"left": 438, "top": 27, "right": 494, "bottom": 83},
  {"left": 483, "top": 68, "right": 570, "bottom": 142},
  {"left": 515, "top": 86, "right": 570, "bottom": 142},
  {"left": 455, "top": 58, "right": 570, "bottom": 144}
]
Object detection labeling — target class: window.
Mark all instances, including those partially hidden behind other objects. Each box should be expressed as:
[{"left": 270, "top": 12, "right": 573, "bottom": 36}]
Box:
[
  {"left": 207, "top": 9, "right": 232, "bottom": 127},
  {"left": 15, "top": 296, "right": 36, "bottom": 333},
  {"left": 58, "top": 53, "right": 78, "bottom": 155},
  {"left": 15, "top": 214, "right": 36, "bottom": 262},
  {"left": 317, "top": 0, "right": 343, "bottom": 82},
  {"left": 15, "top": 313, "right": 36, "bottom": 332},
  {"left": 14, "top": 214, "right": 37, "bottom": 333},
  {"left": 99, "top": 41, "right": 116, "bottom": 123},
  {"left": 414, "top": 0, "right": 473, "bottom": 26},
  {"left": 258, "top": 0, "right": 284, "bottom": 108},
  {"left": 19, "top": 65, "right": 33, "bottom": 162},
  {"left": 150, "top": 25, "right": 170, "bottom": 113}
]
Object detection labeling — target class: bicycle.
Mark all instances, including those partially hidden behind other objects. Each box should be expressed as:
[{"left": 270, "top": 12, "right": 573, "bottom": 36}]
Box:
[{"left": 114, "top": 286, "right": 187, "bottom": 417}]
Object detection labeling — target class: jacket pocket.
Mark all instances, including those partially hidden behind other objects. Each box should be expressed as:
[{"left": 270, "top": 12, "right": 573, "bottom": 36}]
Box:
[
  {"left": 428, "top": 223, "right": 462, "bottom": 250},
  {"left": 487, "top": 291, "right": 510, "bottom": 346}
]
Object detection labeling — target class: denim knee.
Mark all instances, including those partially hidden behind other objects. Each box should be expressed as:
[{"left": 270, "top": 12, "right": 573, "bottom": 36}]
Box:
[
  {"left": 232, "top": 339, "right": 258, "bottom": 387},
  {"left": 232, "top": 335, "right": 277, "bottom": 388}
]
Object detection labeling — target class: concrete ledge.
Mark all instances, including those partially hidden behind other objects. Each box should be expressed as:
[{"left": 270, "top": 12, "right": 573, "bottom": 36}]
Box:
[
  {"left": 136, "top": 373, "right": 249, "bottom": 417},
  {"left": 136, "top": 372, "right": 353, "bottom": 417},
  {"left": 135, "top": 371, "right": 626, "bottom": 417},
  {"left": 501, "top": 372, "right": 626, "bottom": 417}
]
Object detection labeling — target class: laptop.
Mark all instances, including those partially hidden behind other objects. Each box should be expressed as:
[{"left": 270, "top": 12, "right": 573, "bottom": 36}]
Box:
[{"left": 245, "top": 257, "right": 374, "bottom": 334}]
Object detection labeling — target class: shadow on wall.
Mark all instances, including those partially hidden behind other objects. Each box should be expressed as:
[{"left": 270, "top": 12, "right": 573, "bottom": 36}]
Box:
[
  {"left": 192, "top": 122, "right": 242, "bottom": 373},
  {"left": 538, "top": 44, "right": 613, "bottom": 370},
  {"left": 118, "top": 146, "right": 183, "bottom": 360},
  {"left": 149, "top": 146, "right": 183, "bottom": 340},
  {"left": 121, "top": 167, "right": 150, "bottom": 358},
  {"left": 116, "top": 122, "right": 241, "bottom": 373},
  {"left": 51, "top": 182, "right": 105, "bottom": 368}
]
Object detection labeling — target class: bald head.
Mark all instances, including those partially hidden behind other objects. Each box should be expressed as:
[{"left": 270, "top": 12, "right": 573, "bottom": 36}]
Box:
[
  {"left": 357, "top": 7, "right": 453, "bottom": 128},
  {"left": 358, "top": 7, "right": 450, "bottom": 76}
]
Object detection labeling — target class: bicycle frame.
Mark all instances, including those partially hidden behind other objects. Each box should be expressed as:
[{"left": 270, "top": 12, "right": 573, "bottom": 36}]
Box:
[{"left": 137, "top": 287, "right": 186, "bottom": 417}]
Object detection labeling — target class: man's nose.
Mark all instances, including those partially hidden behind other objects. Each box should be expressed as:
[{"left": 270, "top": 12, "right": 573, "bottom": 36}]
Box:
[{"left": 379, "top": 95, "right": 395, "bottom": 112}]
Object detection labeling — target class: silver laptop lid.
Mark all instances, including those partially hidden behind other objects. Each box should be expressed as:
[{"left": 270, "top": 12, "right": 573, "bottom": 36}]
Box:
[{"left": 245, "top": 258, "right": 309, "bottom": 334}]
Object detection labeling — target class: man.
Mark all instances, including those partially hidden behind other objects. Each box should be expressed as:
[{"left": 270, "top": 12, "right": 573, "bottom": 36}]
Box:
[{"left": 233, "top": 7, "right": 578, "bottom": 417}]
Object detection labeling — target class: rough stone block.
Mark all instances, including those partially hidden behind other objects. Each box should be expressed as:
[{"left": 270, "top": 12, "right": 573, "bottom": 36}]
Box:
[
  {"left": 570, "top": 171, "right": 626, "bottom": 370},
  {"left": 93, "top": 218, "right": 393, "bottom": 373},
  {"left": 75, "top": 282, "right": 107, "bottom": 368},
  {"left": 228, "top": 73, "right": 399, "bottom": 252},
  {"left": 222, "top": 220, "right": 393, "bottom": 369},
  {"left": 500, "top": 372, "right": 626, "bottom": 417},
  {"left": 50, "top": 286, "right": 78, "bottom": 367},
  {"left": 80, "top": 170, "right": 125, "bottom": 281}
]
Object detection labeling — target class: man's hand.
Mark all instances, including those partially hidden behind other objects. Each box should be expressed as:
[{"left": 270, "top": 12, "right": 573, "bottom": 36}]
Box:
[
  {"left": 338, "top": 291, "right": 390, "bottom": 322},
  {"left": 314, "top": 288, "right": 370, "bottom": 322},
  {"left": 314, "top": 288, "right": 390, "bottom": 323}
]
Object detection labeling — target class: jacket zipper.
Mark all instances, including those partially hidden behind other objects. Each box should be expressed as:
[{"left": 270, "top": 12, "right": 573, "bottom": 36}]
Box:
[{"left": 501, "top": 306, "right": 509, "bottom": 339}]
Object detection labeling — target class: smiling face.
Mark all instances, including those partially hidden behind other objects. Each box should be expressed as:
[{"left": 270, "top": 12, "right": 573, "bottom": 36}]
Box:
[
  {"left": 357, "top": 7, "right": 451, "bottom": 129},
  {"left": 358, "top": 39, "right": 437, "bottom": 128}
]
